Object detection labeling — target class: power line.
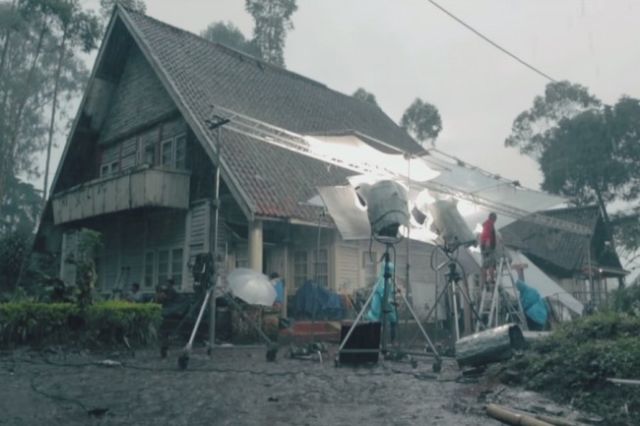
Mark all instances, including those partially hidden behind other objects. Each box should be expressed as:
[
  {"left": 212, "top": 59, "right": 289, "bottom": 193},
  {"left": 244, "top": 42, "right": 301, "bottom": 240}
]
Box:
[{"left": 425, "top": 0, "right": 557, "bottom": 82}]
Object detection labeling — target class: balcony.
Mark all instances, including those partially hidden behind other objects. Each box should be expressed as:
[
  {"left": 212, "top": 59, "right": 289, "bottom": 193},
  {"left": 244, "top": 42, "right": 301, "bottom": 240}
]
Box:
[{"left": 52, "top": 166, "right": 190, "bottom": 225}]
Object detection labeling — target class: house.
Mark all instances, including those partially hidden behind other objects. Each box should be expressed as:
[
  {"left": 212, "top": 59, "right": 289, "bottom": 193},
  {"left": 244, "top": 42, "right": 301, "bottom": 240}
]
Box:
[
  {"left": 501, "top": 205, "right": 626, "bottom": 308},
  {"left": 35, "top": 6, "right": 472, "bottom": 319}
]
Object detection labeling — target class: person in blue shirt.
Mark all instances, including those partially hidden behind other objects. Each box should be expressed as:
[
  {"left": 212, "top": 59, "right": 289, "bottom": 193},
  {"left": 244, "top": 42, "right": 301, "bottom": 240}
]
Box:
[
  {"left": 513, "top": 264, "right": 548, "bottom": 331},
  {"left": 269, "top": 272, "right": 285, "bottom": 309}
]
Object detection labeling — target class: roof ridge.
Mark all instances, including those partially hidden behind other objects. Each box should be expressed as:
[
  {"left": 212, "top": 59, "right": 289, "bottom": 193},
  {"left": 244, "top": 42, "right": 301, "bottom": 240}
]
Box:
[{"left": 119, "top": 7, "right": 331, "bottom": 90}]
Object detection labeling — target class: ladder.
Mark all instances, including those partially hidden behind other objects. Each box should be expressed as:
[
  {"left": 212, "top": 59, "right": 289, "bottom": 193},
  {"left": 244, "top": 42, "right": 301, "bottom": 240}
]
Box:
[{"left": 475, "top": 257, "right": 528, "bottom": 331}]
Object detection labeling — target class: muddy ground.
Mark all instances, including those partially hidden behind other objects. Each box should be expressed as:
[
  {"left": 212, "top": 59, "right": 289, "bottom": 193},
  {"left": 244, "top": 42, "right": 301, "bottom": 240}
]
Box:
[{"left": 0, "top": 346, "right": 583, "bottom": 426}]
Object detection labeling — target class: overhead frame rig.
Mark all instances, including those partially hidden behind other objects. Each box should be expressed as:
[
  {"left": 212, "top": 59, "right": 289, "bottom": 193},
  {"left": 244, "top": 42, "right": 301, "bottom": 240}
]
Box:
[{"left": 206, "top": 104, "right": 590, "bottom": 237}]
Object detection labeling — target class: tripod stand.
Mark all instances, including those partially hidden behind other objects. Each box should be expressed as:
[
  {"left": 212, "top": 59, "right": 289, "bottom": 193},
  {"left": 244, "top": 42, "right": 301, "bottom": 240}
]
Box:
[
  {"left": 422, "top": 245, "right": 486, "bottom": 342},
  {"left": 176, "top": 254, "right": 278, "bottom": 370},
  {"left": 336, "top": 238, "right": 442, "bottom": 372}
]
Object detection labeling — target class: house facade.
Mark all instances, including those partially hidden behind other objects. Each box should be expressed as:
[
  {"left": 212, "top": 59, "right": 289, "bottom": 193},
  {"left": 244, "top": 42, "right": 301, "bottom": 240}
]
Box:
[{"left": 36, "top": 7, "right": 466, "bottom": 319}]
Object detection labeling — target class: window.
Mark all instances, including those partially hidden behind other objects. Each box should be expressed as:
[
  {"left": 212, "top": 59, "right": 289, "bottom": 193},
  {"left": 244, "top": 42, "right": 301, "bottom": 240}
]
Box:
[
  {"left": 144, "top": 247, "right": 184, "bottom": 288},
  {"left": 175, "top": 135, "right": 186, "bottom": 169},
  {"left": 313, "top": 249, "right": 329, "bottom": 287},
  {"left": 294, "top": 251, "right": 307, "bottom": 288},
  {"left": 159, "top": 134, "right": 187, "bottom": 169},
  {"left": 157, "top": 249, "right": 169, "bottom": 285},
  {"left": 144, "top": 252, "right": 154, "bottom": 288},
  {"left": 143, "top": 141, "right": 155, "bottom": 165},
  {"left": 161, "top": 139, "right": 173, "bottom": 166},
  {"left": 171, "top": 248, "right": 183, "bottom": 285}
]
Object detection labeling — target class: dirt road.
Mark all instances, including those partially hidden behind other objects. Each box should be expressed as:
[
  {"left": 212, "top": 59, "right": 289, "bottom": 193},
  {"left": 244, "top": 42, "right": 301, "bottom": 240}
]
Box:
[{"left": 0, "top": 347, "right": 562, "bottom": 426}]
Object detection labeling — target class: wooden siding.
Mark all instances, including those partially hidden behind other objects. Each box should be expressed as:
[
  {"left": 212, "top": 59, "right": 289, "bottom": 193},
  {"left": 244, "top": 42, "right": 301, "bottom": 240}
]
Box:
[
  {"left": 52, "top": 167, "right": 190, "bottom": 225},
  {"left": 87, "top": 209, "right": 188, "bottom": 292},
  {"left": 98, "top": 44, "right": 176, "bottom": 145}
]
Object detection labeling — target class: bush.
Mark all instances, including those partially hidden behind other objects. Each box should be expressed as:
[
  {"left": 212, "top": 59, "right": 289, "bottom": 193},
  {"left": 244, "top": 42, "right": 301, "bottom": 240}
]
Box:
[
  {"left": 503, "top": 312, "right": 640, "bottom": 425},
  {"left": 611, "top": 284, "right": 640, "bottom": 315},
  {"left": 0, "top": 301, "right": 162, "bottom": 348}
]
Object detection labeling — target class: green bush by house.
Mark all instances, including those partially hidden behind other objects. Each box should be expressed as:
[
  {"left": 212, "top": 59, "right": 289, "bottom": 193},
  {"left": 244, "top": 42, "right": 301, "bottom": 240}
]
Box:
[
  {"left": 503, "top": 312, "right": 640, "bottom": 426},
  {"left": 0, "top": 300, "right": 162, "bottom": 348}
]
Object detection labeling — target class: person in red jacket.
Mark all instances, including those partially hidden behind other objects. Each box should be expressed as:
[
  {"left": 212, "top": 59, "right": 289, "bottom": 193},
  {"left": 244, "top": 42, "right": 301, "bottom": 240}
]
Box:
[{"left": 480, "top": 212, "right": 498, "bottom": 283}]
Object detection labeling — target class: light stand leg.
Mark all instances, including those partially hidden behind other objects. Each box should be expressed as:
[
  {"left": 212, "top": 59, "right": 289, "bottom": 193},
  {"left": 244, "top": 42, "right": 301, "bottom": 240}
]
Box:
[
  {"left": 178, "top": 287, "right": 213, "bottom": 369},
  {"left": 399, "top": 290, "right": 441, "bottom": 367},
  {"left": 452, "top": 283, "right": 460, "bottom": 341},
  {"left": 337, "top": 277, "right": 379, "bottom": 353}
]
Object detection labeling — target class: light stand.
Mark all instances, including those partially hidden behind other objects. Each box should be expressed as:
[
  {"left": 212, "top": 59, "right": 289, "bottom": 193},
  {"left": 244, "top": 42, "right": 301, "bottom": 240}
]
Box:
[
  {"left": 336, "top": 234, "right": 442, "bottom": 372},
  {"left": 177, "top": 254, "right": 278, "bottom": 370},
  {"left": 421, "top": 244, "right": 486, "bottom": 343}
]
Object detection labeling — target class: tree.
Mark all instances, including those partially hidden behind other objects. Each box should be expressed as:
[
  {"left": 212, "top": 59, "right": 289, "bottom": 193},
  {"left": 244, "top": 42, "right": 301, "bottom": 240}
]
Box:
[
  {"left": 43, "top": 2, "right": 100, "bottom": 200},
  {"left": 0, "top": 0, "right": 58, "bottom": 203},
  {"left": 0, "top": 174, "right": 41, "bottom": 235},
  {"left": 538, "top": 108, "right": 628, "bottom": 210},
  {"left": 99, "top": 0, "right": 145, "bottom": 20},
  {"left": 201, "top": 21, "right": 260, "bottom": 57},
  {"left": 505, "top": 81, "right": 601, "bottom": 158},
  {"left": 0, "top": 1, "right": 99, "bottom": 204},
  {"left": 400, "top": 98, "right": 442, "bottom": 145},
  {"left": 352, "top": 88, "right": 378, "bottom": 107},
  {"left": 245, "top": 0, "right": 297, "bottom": 67}
]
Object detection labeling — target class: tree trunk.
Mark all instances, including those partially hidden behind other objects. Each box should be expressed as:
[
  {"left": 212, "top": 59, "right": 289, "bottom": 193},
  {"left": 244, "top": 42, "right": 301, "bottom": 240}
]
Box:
[
  {"left": 43, "top": 27, "right": 69, "bottom": 202},
  {"left": 9, "top": 18, "right": 48, "bottom": 146},
  {"left": 0, "top": 0, "right": 17, "bottom": 81}
]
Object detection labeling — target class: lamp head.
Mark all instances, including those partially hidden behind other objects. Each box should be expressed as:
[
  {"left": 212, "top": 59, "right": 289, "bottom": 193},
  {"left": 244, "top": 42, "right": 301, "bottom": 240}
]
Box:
[{"left": 357, "top": 180, "right": 409, "bottom": 240}]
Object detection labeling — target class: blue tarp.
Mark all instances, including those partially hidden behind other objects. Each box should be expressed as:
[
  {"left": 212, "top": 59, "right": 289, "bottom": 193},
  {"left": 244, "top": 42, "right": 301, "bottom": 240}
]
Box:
[
  {"left": 293, "top": 280, "right": 344, "bottom": 319},
  {"left": 366, "top": 262, "right": 398, "bottom": 324},
  {"left": 516, "top": 279, "right": 548, "bottom": 327}
]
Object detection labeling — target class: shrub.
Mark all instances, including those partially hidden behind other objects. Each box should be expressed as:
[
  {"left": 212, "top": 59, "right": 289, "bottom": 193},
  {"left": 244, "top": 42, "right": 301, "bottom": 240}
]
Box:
[
  {"left": 0, "top": 301, "right": 162, "bottom": 348},
  {"left": 503, "top": 312, "right": 640, "bottom": 425},
  {"left": 611, "top": 284, "right": 640, "bottom": 316}
]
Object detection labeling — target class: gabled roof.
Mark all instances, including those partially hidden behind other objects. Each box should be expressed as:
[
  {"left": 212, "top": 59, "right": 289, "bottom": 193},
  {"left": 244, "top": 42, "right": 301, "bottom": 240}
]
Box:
[
  {"left": 49, "top": 6, "right": 424, "bottom": 224},
  {"left": 122, "top": 9, "right": 421, "bottom": 155},
  {"left": 501, "top": 206, "right": 624, "bottom": 276}
]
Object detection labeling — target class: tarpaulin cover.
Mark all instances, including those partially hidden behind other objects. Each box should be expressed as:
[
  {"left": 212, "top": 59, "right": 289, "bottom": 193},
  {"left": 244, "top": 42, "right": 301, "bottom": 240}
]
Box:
[
  {"left": 366, "top": 263, "right": 398, "bottom": 324},
  {"left": 515, "top": 279, "right": 548, "bottom": 326},
  {"left": 293, "top": 280, "right": 344, "bottom": 320}
]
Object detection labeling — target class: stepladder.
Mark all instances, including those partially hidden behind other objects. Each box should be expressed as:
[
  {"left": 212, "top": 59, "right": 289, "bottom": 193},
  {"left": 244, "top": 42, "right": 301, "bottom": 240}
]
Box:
[{"left": 476, "top": 256, "right": 529, "bottom": 332}]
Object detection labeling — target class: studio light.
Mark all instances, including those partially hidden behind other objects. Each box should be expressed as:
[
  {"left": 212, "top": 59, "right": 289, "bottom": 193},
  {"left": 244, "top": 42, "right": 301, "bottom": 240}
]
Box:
[
  {"left": 356, "top": 180, "right": 409, "bottom": 239},
  {"left": 427, "top": 198, "right": 477, "bottom": 250}
]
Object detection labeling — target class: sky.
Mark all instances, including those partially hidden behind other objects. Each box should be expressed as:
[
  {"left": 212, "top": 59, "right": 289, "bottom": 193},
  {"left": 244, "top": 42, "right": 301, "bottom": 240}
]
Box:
[{"left": 42, "top": 0, "right": 640, "bottom": 192}]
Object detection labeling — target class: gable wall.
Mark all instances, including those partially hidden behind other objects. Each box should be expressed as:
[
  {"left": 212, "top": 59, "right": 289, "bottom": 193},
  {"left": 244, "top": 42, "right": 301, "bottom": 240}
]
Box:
[{"left": 99, "top": 43, "right": 177, "bottom": 145}]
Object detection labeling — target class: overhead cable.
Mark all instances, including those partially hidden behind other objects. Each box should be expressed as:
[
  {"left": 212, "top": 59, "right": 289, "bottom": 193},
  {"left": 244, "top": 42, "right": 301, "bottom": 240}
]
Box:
[{"left": 425, "top": 0, "right": 557, "bottom": 82}]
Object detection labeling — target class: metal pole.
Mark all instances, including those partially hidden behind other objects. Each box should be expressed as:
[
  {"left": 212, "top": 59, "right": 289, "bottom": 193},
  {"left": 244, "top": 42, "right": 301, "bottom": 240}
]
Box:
[
  {"left": 209, "top": 126, "right": 222, "bottom": 350},
  {"left": 381, "top": 247, "right": 391, "bottom": 352}
]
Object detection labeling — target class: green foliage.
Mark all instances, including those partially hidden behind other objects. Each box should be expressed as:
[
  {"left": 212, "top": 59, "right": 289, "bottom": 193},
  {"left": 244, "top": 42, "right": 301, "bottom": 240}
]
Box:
[
  {"left": 245, "top": 0, "right": 297, "bottom": 67},
  {"left": 400, "top": 98, "right": 442, "bottom": 145},
  {"left": 0, "top": 229, "right": 29, "bottom": 292},
  {"left": 352, "top": 88, "right": 379, "bottom": 107},
  {"left": 505, "top": 81, "right": 601, "bottom": 159},
  {"left": 0, "top": 300, "right": 162, "bottom": 348},
  {"left": 539, "top": 108, "right": 628, "bottom": 205},
  {"left": 200, "top": 21, "right": 260, "bottom": 58},
  {"left": 100, "top": 0, "right": 146, "bottom": 20},
  {"left": 0, "top": 174, "right": 42, "bottom": 235},
  {"left": 504, "top": 312, "right": 640, "bottom": 425},
  {"left": 610, "top": 284, "right": 640, "bottom": 316},
  {"left": 65, "top": 228, "right": 102, "bottom": 308},
  {"left": 0, "top": 0, "right": 99, "bottom": 203}
]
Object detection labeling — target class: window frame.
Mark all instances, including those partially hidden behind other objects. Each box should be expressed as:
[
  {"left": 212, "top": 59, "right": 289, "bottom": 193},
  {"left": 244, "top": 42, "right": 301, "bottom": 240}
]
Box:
[{"left": 143, "top": 246, "right": 184, "bottom": 289}]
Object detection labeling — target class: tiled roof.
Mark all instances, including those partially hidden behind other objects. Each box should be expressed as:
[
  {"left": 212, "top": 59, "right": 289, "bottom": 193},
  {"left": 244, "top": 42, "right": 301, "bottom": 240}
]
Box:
[
  {"left": 220, "top": 130, "right": 351, "bottom": 221},
  {"left": 120, "top": 8, "right": 421, "bottom": 222},
  {"left": 501, "top": 206, "right": 623, "bottom": 275}
]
